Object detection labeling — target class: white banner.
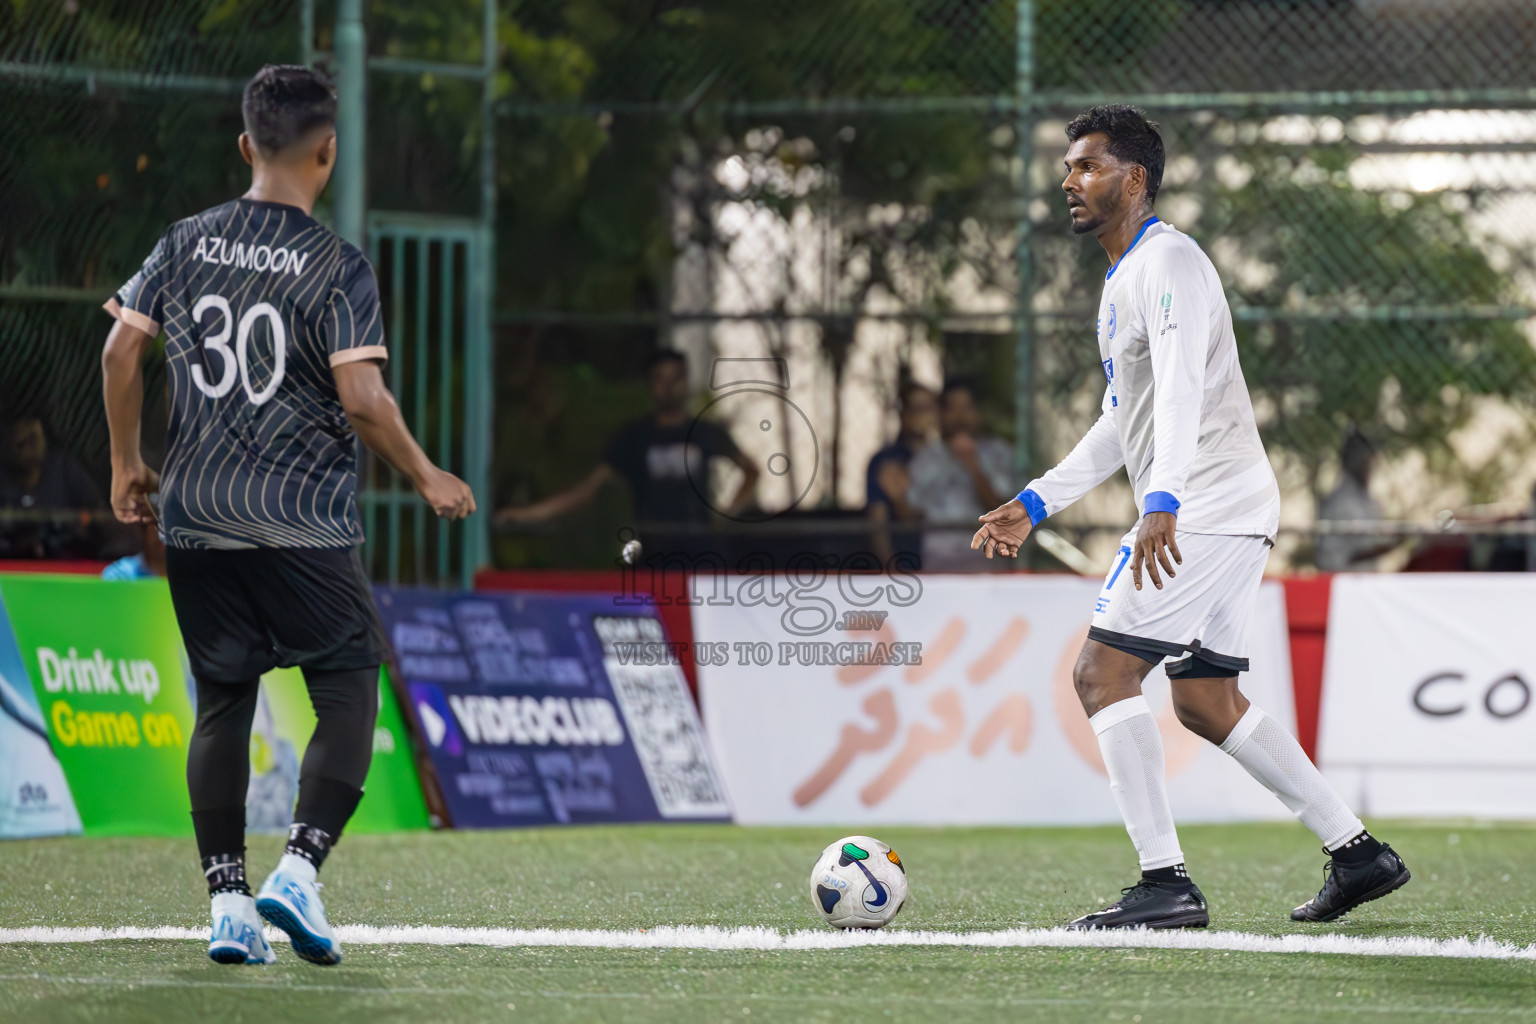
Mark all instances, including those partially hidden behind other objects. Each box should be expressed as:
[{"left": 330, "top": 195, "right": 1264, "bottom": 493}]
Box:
[
  {"left": 1319, "top": 574, "right": 1536, "bottom": 818},
  {"left": 696, "top": 574, "right": 1296, "bottom": 826}
]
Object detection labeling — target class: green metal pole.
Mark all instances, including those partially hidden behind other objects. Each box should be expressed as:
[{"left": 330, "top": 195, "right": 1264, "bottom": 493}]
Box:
[
  {"left": 464, "top": 0, "right": 497, "bottom": 587},
  {"left": 1013, "top": 0, "right": 1035, "bottom": 481},
  {"left": 334, "top": 0, "right": 366, "bottom": 249},
  {"left": 439, "top": 243, "right": 455, "bottom": 585},
  {"left": 414, "top": 238, "right": 430, "bottom": 584},
  {"left": 387, "top": 233, "right": 405, "bottom": 586},
  {"left": 301, "top": 0, "right": 314, "bottom": 67}
]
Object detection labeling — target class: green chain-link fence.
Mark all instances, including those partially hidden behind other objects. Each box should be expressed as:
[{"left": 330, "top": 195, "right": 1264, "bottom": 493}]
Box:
[
  {"left": 4, "top": 1, "right": 1535, "bottom": 569},
  {"left": 491, "top": 0, "right": 1536, "bottom": 569}
]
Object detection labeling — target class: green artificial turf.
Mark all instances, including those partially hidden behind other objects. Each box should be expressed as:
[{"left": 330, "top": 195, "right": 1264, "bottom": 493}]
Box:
[{"left": 2, "top": 821, "right": 1533, "bottom": 1023}]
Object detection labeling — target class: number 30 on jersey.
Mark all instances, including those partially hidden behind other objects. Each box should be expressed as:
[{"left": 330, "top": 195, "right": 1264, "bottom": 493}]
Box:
[{"left": 190, "top": 293, "right": 287, "bottom": 406}]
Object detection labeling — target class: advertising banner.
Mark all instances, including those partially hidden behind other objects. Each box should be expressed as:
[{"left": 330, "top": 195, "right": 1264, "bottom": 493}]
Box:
[
  {"left": 247, "top": 667, "right": 430, "bottom": 835},
  {"left": 0, "top": 574, "right": 196, "bottom": 836},
  {"left": 1319, "top": 574, "right": 1536, "bottom": 818},
  {"left": 376, "top": 588, "right": 730, "bottom": 828},
  {"left": 0, "top": 574, "right": 428, "bottom": 837},
  {"left": 697, "top": 573, "right": 1297, "bottom": 826},
  {"left": 0, "top": 584, "right": 81, "bottom": 838}
]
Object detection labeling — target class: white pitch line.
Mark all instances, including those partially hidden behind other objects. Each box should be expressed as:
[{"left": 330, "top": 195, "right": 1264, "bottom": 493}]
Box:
[{"left": 1, "top": 925, "right": 1533, "bottom": 961}]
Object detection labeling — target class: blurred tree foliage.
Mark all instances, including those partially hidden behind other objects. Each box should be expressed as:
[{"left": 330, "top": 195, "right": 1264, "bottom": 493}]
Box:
[
  {"left": 2, "top": 0, "right": 1532, "bottom": 564},
  {"left": 1211, "top": 142, "right": 1536, "bottom": 500},
  {"left": 1032, "top": 117, "right": 1536, "bottom": 506}
]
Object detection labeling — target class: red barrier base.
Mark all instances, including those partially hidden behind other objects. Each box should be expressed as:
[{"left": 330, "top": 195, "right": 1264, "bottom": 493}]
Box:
[
  {"left": 0, "top": 560, "right": 109, "bottom": 575},
  {"left": 1281, "top": 574, "right": 1332, "bottom": 761}
]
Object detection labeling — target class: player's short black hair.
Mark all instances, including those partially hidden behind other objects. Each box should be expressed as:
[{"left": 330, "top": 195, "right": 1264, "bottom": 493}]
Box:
[
  {"left": 643, "top": 349, "right": 687, "bottom": 376},
  {"left": 1066, "top": 104, "right": 1164, "bottom": 207},
  {"left": 242, "top": 64, "right": 337, "bottom": 156}
]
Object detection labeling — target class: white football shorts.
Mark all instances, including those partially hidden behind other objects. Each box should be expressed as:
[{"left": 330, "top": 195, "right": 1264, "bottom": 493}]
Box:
[{"left": 1087, "top": 525, "right": 1272, "bottom": 677}]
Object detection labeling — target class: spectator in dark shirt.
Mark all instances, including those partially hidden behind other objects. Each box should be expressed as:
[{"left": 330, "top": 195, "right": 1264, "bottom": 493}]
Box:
[
  {"left": 866, "top": 382, "right": 938, "bottom": 567},
  {"left": 0, "top": 416, "right": 100, "bottom": 511},
  {"left": 495, "top": 351, "right": 759, "bottom": 541}
]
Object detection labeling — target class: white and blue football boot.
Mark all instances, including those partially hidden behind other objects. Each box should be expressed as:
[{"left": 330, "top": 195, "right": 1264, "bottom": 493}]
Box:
[
  {"left": 255, "top": 853, "right": 342, "bottom": 965},
  {"left": 208, "top": 891, "right": 276, "bottom": 965}
]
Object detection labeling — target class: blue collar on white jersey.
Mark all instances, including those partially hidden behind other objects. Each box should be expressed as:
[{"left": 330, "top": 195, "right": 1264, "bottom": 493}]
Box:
[{"left": 1105, "top": 216, "right": 1160, "bottom": 280}]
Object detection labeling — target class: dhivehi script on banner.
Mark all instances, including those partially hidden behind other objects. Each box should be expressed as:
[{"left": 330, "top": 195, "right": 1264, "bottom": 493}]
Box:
[
  {"left": 695, "top": 573, "right": 1296, "bottom": 826},
  {"left": 1319, "top": 574, "right": 1536, "bottom": 819}
]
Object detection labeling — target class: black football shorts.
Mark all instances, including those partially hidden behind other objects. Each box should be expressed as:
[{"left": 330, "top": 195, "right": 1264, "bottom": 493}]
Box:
[{"left": 165, "top": 546, "right": 388, "bottom": 683}]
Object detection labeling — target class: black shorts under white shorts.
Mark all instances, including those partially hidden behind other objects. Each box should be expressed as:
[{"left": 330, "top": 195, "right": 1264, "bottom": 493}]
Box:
[{"left": 165, "top": 546, "right": 389, "bottom": 683}]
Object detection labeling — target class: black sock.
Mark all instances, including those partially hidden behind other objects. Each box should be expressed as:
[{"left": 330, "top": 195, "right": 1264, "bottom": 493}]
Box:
[
  {"left": 1142, "top": 863, "right": 1190, "bottom": 884},
  {"left": 285, "top": 822, "right": 336, "bottom": 870},
  {"left": 293, "top": 774, "right": 365, "bottom": 840},
  {"left": 202, "top": 852, "right": 250, "bottom": 897},
  {"left": 1328, "top": 830, "right": 1383, "bottom": 864}
]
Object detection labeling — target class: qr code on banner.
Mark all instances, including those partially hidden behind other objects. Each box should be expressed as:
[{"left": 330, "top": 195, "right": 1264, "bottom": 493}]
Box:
[{"left": 603, "top": 658, "right": 731, "bottom": 819}]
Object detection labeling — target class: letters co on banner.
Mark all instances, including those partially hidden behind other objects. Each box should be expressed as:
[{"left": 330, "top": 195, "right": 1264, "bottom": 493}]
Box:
[
  {"left": 375, "top": 588, "right": 731, "bottom": 828},
  {"left": 696, "top": 575, "right": 1297, "bottom": 826},
  {"left": 1319, "top": 574, "right": 1536, "bottom": 818}
]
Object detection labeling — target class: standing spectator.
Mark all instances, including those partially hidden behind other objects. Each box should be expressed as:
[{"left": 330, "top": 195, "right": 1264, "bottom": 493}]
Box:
[
  {"left": 1316, "top": 430, "right": 1394, "bottom": 572},
  {"left": 908, "top": 379, "right": 1013, "bottom": 571},
  {"left": 495, "top": 351, "right": 759, "bottom": 555},
  {"left": 866, "top": 382, "right": 938, "bottom": 567}
]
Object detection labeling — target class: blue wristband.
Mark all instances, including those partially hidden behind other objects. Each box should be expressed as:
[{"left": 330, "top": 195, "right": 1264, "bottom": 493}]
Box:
[
  {"left": 1017, "top": 488, "right": 1048, "bottom": 527},
  {"left": 1143, "top": 490, "right": 1180, "bottom": 517}
]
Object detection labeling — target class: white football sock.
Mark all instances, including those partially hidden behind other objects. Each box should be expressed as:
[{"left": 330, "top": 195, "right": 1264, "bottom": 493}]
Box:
[
  {"left": 1090, "top": 695, "right": 1185, "bottom": 871},
  {"left": 1219, "top": 705, "right": 1363, "bottom": 850}
]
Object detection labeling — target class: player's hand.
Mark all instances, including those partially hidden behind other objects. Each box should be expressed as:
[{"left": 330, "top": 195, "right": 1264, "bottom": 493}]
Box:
[
  {"left": 110, "top": 461, "right": 159, "bottom": 524},
  {"left": 1131, "top": 511, "right": 1181, "bottom": 591},
  {"left": 971, "top": 498, "right": 1032, "bottom": 559},
  {"left": 417, "top": 468, "right": 476, "bottom": 520}
]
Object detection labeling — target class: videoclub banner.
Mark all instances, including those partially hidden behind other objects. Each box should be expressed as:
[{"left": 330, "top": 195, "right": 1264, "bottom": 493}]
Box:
[{"left": 375, "top": 588, "right": 731, "bottom": 828}]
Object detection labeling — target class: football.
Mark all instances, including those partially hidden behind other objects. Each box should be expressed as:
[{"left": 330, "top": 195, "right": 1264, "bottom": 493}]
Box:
[{"left": 809, "top": 835, "right": 908, "bottom": 929}]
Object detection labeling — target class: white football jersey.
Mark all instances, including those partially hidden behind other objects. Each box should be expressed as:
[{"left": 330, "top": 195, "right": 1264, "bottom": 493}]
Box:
[{"left": 1022, "top": 218, "right": 1280, "bottom": 538}]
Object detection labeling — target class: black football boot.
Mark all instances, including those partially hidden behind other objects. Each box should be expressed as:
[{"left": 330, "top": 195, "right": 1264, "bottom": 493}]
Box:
[
  {"left": 1291, "top": 843, "right": 1411, "bottom": 923},
  {"left": 1067, "top": 878, "right": 1210, "bottom": 931}
]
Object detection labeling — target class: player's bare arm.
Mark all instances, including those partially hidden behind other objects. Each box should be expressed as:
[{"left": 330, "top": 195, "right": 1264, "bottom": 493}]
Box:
[
  {"left": 972, "top": 497, "right": 1032, "bottom": 559},
  {"left": 101, "top": 318, "right": 161, "bottom": 524},
  {"left": 1130, "top": 509, "right": 1181, "bottom": 590},
  {"left": 333, "top": 359, "right": 475, "bottom": 520}
]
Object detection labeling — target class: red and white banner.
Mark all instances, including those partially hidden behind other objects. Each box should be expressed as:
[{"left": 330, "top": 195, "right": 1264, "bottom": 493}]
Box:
[
  {"left": 696, "top": 574, "right": 1296, "bottom": 826},
  {"left": 1319, "top": 574, "right": 1536, "bottom": 818}
]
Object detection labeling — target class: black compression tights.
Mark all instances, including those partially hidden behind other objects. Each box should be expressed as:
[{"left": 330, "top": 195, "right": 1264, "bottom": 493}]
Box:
[{"left": 187, "top": 666, "right": 379, "bottom": 861}]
